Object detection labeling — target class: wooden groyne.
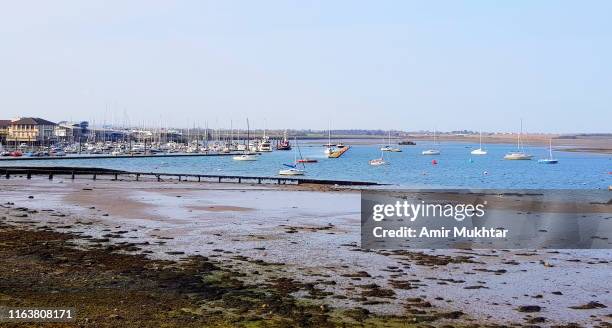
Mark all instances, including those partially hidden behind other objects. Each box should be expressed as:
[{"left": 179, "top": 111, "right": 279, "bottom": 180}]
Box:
[{"left": 0, "top": 166, "right": 381, "bottom": 186}]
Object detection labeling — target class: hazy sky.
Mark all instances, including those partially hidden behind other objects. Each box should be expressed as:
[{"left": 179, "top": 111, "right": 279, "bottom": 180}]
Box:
[{"left": 1, "top": 1, "right": 610, "bottom": 132}]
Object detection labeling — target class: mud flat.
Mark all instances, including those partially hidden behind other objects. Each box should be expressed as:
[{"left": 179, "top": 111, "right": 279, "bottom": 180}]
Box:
[{"left": 0, "top": 177, "right": 610, "bottom": 327}]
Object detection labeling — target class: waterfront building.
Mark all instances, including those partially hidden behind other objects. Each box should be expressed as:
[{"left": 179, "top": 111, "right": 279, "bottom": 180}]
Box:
[
  {"left": 6, "top": 117, "right": 57, "bottom": 146},
  {"left": 0, "top": 120, "right": 10, "bottom": 143}
]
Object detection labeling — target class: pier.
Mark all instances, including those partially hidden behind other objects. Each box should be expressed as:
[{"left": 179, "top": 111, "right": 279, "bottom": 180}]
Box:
[
  {"left": 328, "top": 146, "right": 350, "bottom": 158},
  {"left": 0, "top": 166, "right": 381, "bottom": 186}
]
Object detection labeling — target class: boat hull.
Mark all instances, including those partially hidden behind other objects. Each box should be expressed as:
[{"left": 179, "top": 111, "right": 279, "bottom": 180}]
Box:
[
  {"left": 233, "top": 155, "right": 257, "bottom": 161},
  {"left": 279, "top": 169, "right": 304, "bottom": 176},
  {"left": 504, "top": 153, "right": 533, "bottom": 160},
  {"left": 470, "top": 149, "right": 487, "bottom": 155}
]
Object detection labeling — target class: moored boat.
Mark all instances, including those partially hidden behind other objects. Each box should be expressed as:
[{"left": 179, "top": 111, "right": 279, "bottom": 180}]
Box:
[
  {"left": 504, "top": 120, "right": 532, "bottom": 160},
  {"left": 538, "top": 139, "right": 558, "bottom": 164},
  {"left": 470, "top": 131, "right": 487, "bottom": 155},
  {"left": 422, "top": 129, "right": 440, "bottom": 155},
  {"left": 279, "top": 137, "right": 306, "bottom": 175},
  {"left": 233, "top": 154, "right": 258, "bottom": 161},
  {"left": 276, "top": 130, "right": 291, "bottom": 150}
]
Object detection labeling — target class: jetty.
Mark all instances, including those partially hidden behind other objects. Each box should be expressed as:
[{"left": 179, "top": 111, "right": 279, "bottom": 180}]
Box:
[
  {"left": 0, "top": 166, "right": 381, "bottom": 186},
  {"left": 328, "top": 146, "right": 350, "bottom": 158}
]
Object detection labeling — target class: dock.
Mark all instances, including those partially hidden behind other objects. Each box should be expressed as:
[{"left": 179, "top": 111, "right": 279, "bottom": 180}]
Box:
[
  {"left": 0, "top": 166, "right": 381, "bottom": 186},
  {"left": 0, "top": 152, "right": 242, "bottom": 161},
  {"left": 328, "top": 146, "right": 350, "bottom": 158}
]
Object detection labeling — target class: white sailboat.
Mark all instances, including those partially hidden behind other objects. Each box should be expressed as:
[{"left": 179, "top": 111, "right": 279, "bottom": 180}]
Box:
[
  {"left": 234, "top": 118, "right": 257, "bottom": 161},
  {"left": 471, "top": 131, "right": 487, "bottom": 155},
  {"left": 381, "top": 131, "right": 402, "bottom": 152},
  {"left": 422, "top": 129, "right": 440, "bottom": 155},
  {"left": 369, "top": 149, "right": 388, "bottom": 166},
  {"left": 279, "top": 138, "right": 305, "bottom": 175},
  {"left": 538, "top": 139, "right": 558, "bottom": 164},
  {"left": 504, "top": 120, "right": 532, "bottom": 160},
  {"left": 324, "top": 122, "right": 335, "bottom": 155}
]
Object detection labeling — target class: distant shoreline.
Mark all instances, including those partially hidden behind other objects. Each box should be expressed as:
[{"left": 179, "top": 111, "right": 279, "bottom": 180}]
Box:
[{"left": 300, "top": 134, "right": 612, "bottom": 155}]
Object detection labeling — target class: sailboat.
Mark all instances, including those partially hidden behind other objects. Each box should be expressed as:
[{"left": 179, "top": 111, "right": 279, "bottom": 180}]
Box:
[
  {"left": 276, "top": 130, "right": 291, "bottom": 150},
  {"left": 504, "top": 120, "right": 532, "bottom": 160},
  {"left": 381, "top": 131, "right": 402, "bottom": 152},
  {"left": 234, "top": 119, "right": 258, "bottom": 161},
  {"left": 369, "top": 149, "right": 388, "bottom": 166},
  {"left": 538, "top": 139, "right": 558, "bottom": 164},
  {"left": 279, "top": 137, "right": 305, "bottom": 175},
  {"left": 324, "top": 122, "right": 335, "bottom": 155},
  {"left": 422, "top": 129, "right": 441, "bottom": 155},
  {"left": 471, "top": 131, "right": 487, "bottom": 155}
]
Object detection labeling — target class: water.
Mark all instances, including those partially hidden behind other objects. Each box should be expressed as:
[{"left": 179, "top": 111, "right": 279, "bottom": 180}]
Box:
[{"left": 1, "top": 141, "right": 610, "bottom": 189}]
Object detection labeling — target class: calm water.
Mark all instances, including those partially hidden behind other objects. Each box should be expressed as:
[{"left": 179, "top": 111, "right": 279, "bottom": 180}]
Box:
[{"left": 1, "top": 142, "right": 611, "bottom": 189}]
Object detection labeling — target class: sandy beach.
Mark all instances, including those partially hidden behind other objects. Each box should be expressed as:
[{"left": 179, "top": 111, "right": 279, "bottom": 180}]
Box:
[{"left": 1, "top": 177, "right": 610, "bottom": 327}]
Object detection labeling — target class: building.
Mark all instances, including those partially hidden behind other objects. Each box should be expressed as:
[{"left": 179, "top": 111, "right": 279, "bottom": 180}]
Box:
[
  {"left": 54, "top": 121, "right": 88, "bottom": 142},
  {"left": 0, "top": 120, "right": 10, "bottom": 144},
  {"left": 6, "top": 117, "right": 57, "bottom": 146}
]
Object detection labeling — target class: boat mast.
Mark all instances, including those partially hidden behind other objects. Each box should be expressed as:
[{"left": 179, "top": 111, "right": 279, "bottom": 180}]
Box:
[
  {"left": 549, "top": 139, "right": 553, "bottom": 159},
  {"left": 518, "top": 119, "right": 523, "bottom": 150},
  {"left": 246, "top": 118, "right": 250, "bottom": 153}
]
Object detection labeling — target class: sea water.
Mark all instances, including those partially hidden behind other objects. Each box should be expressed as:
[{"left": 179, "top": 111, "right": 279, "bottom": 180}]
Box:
[{"left": 1, "top": 141, "right": 610, "bottom": 189}]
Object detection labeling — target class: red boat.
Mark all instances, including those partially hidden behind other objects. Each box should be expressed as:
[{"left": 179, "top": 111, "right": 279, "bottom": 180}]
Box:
[
  {"left": 10, "top": 151, "right": 23, "bottom": 157},
  {"left": 276, "top": 140, "right": 291, "bottom": 150},
  {"left": 297, "top": 158, "right": 318, "bottom": 163},
  {"left": 276, "top": 130, "right": 292, "bottom": 150}
]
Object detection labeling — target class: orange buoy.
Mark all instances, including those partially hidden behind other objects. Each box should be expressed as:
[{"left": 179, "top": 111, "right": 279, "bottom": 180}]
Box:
[{"left": 432, "top": 160, "right": 438, "bottom": 165}]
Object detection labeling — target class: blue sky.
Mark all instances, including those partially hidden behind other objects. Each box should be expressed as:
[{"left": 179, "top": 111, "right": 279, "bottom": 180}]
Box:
[{"left": 0, "top": 1, "right": 610, "bottom": 132}]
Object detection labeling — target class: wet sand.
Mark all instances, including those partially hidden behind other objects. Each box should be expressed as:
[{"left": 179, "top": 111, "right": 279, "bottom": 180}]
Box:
[{"left": 0, "top": 177, "right": 610, "bottom": 327}]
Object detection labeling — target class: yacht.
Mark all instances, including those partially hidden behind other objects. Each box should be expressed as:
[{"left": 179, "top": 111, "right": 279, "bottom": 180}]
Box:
[
  {"left": 276, "top": 130, "right": 291, "bottom": 150},
  {"left": 324, "top": 122, "right": 335, "bottom": 155},
  {"left": 233, "top": 154, "right": 258, "bottom": 161},
  {"left": 470, "top": 131, "right": 487, "bottom": 155},
  {"left": 422, "top": 129, "right": 441, "bottom": 155},
  {"left": 538, "top": 139, "right": 558, "bottom": 164},
  {"left": 234, "top": 118, "right": 258, "bottom": 161},
  {"left": 369, "top": 158, "right": 387, "bottom": 166},
  {"left": 279, "top": 168, "right": 305, "bottom": 175},
  {"left": 381, "top": 131, "right": 402, "bottom": 152},
  {"left": 369, "top": 150, "right": 388, "bottom": 166},
  {"left": 504, "top": 120, "right": 532, "bottom": 160},
  {"left": 279, "top": 137, "right": 306, "bottom": 175},
  {"left": 258, "top": 129, "right": 272, "bottom": 152}
]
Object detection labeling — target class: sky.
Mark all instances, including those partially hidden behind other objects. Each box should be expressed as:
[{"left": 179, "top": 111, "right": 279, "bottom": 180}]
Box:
[{"left": 0, "top": 1, "right": 610, "bottom": 133}]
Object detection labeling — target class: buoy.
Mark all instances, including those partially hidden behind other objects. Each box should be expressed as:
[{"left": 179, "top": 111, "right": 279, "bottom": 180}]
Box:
[
  {"left": 483, "top": 171, "right": 488, "bottom": 175},
  {"left": 432, "top": 160, "right": 438, "bottom": 165}
]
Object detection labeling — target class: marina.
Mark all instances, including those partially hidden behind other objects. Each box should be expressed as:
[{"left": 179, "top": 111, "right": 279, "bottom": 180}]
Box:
[
  {"left": 1, "top": 140, "right": 609, "bottom": 189},
  {"left": 2, "top": 1, "right": 611, "bottom": 327}
]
